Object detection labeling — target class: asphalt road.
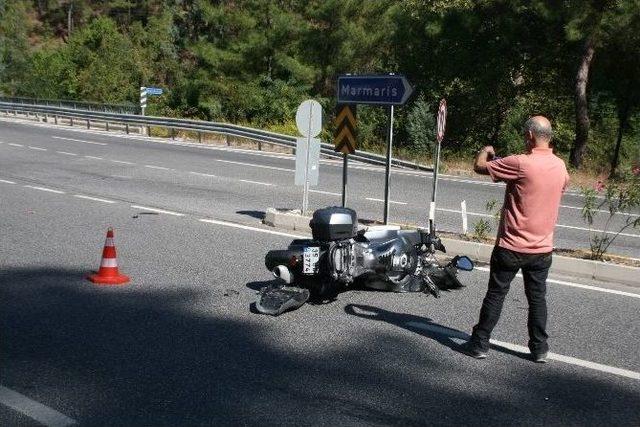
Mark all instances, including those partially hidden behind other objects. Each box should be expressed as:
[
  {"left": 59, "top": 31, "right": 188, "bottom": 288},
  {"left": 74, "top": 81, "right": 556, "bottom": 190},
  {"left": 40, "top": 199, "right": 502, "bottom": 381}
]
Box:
[
  {"left": 0, "top": 117, "right": 638, "bottom": 258},
  {"left": 1, "top": 117, "right": 639, "bottom": 425}
]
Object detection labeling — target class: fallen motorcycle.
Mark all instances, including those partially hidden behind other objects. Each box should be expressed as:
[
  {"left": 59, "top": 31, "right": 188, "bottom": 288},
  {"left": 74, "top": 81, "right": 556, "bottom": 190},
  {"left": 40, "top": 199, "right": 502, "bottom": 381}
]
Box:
[{"left": 256, "top": 206, "right": 474, "bottom": 315}]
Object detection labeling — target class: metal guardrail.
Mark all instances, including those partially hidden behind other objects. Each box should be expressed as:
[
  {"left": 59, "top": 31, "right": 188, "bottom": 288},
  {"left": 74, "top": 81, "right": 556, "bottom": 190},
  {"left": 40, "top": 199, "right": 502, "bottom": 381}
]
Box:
[
  {"left": 0, "top": 96, "right": 138, "bottom": 114},
  {"left": 0, "top": 101, "right": 433, "bottom": 171}
]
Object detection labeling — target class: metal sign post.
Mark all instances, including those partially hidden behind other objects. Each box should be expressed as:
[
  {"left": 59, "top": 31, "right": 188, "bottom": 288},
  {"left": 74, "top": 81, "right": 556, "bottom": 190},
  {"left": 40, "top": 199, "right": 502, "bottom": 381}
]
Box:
[
  {"left": 342, "top": 154, "right": 348, "bottom": 207},
  {"left": 334, "top": 104, "right": 357, "bottom": 208},
  {"left": 383, "top": 105, "right": 395, "bottom": 224},
  {"left": 295, "top": 100, "right": 323, "bottom": 215},
  {"left": 429, "top": 98, "right": 447, "bottom": 235},
  {"left": 336, "top": 74, "right": 413, "bottom": 224}
]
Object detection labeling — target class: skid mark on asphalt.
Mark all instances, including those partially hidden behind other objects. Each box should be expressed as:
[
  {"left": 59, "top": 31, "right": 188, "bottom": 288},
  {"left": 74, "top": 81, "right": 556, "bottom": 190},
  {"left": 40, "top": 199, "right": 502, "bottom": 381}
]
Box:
[
  {"left": 405, "top": 322, "right": 640, "bottom": 381},
  {"left": 0, "top": 179, "right": 16, "bottom": 184},
  {"left": 0, "top": 386, "right": 77, "bottom": 427}
]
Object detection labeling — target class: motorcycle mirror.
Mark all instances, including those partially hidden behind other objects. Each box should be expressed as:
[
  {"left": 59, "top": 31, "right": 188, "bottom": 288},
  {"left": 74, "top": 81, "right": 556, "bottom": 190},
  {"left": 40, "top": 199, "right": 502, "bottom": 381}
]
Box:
[{"left": 455, "top": 255, "right": 474, "bottom": 271}]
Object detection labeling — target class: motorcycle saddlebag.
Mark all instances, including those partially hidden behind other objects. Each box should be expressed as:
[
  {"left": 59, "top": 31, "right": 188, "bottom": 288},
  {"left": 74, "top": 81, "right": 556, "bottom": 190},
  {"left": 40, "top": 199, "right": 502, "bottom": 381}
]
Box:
[{"left": 310, "top": 207, "right": 358, "bottom": 241}]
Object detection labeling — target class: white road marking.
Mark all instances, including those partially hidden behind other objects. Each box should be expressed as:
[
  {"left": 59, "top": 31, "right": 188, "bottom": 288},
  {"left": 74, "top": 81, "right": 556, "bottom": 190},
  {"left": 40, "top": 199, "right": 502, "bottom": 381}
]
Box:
[
  {"left": 189, "top": 171, "right": 217, "bottom": 178},
  {"left": 474, "top": 266, "right": 640, "bottom": 299},
  {"left": 0, "top": 386, "right": 77, "bottom": 427},
  {"left": 24, "top": 185, "right": 65, "bottom": 194},
  {"left": 437, "top": 207, "right": 493, "bottom": 218},
  {"left": 366, "top": 197, "right": 408, "bottom": 205},
  {"left": 144, "top": 164, "right": 171, "bottom": 171},
  {"left": 438, "top": 207, "right": 639, "bottom": 238},
  {"left": 240, "top": 179, "right": 273, "bottom": 186},
  {"left": 0, "top": 140, "right": 4, "bottom": 143},
  {"left": 73, "top": 195, "right": 116, "bottom": 204},
  {"left": 56, "top": 151, "right": 77, "bottom": 156},
  {"left": 8, "top": 143, "right": 23, "bottom": 147},
  {"left": 0, "top": 179, "right": 16, "bottom": 184},
  {"left": 405, "top": 321, "right": 639, "bottom": 380},
  {"left": 131, "top": 205, "right": 184, "bottom": 216},
  {"left": 556, "top": 223, "right": 639, "bottom": 238},
  {"left": 84, "top": 155, "right": 103, "bottom": 160},
  {"left": 214, "top": 158, "right": 294, "bottom": 173},
  {"left": 560, "top": 204, "right": 635, "bottom": 216},
  {"left": 199, "top": 218, "right": 306, "bottom": 239},
  {"left": 27, "top": 146, "right": 47, "bottom": 151},
  {"left": 52, "top": 136, "right": 107, "bottom": 146},
  {"left": 110, "top": 159, "right": 135, "bottom": 165},
  {"left": 310, "top": 189, "right": 342, "bottom": 196}
]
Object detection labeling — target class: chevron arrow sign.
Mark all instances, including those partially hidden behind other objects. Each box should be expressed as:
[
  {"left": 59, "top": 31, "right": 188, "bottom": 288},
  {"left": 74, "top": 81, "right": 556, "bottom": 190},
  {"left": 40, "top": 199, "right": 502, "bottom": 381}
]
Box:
[{"left": 334, "top": 104, "right": 357, "bottom": 154}]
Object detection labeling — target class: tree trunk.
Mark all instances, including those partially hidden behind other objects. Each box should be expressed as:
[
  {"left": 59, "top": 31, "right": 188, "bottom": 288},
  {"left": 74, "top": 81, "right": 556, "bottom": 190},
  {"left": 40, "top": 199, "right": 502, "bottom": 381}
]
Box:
[
  {"left": 610, "top": 101, "right": 630, "bottom": 178},
  {"left": 570, "top": 36, "right": 596, "bottom": 169}
]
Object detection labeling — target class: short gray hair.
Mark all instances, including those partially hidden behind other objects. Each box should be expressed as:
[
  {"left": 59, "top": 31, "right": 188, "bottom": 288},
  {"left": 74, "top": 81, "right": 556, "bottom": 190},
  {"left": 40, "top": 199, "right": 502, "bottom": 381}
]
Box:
[{"left": 523, "top": 118, "right": 553, "bottom": 140}]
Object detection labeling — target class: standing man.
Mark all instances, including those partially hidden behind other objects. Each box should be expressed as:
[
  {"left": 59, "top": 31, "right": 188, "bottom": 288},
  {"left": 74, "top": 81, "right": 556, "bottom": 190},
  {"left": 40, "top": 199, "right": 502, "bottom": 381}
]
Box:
[{"left": 462, "top": 116, "right": 569, "bottom": 363}]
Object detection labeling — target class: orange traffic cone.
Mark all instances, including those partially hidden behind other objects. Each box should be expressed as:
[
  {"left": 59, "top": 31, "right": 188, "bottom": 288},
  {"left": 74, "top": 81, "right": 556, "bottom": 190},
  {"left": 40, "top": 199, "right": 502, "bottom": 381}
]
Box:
[{"left": 87, "top": 227, "right": 130, "bottom": 285}]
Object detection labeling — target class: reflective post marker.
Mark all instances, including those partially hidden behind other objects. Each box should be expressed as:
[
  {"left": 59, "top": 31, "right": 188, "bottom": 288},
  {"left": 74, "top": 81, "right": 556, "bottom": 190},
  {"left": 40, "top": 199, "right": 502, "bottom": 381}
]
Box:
[
  {"left": 461, "top": 200, "right": 468, "bottom": 234},
  {"left": 383, "top": 105, "right": 395, "bottom": 225}
]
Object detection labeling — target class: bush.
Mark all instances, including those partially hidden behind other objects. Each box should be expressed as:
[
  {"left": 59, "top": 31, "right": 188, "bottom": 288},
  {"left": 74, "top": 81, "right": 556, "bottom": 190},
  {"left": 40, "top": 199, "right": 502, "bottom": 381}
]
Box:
[{"left": 406, "top": 95, "right": 436, "bottom": 153}]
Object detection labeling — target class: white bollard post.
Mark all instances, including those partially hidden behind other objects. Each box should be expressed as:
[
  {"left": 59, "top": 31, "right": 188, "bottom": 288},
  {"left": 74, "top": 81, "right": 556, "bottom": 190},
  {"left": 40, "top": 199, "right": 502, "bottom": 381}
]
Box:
[{"left": 461, "top": 200, "right": 468, "bottom": 235}]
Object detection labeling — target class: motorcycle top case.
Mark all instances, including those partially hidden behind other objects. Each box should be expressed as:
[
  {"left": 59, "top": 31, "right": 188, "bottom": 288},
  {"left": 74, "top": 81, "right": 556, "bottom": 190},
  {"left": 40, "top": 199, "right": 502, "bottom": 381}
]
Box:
[{"left": 310, "top": 207, "right": 358, "bottom": 241}]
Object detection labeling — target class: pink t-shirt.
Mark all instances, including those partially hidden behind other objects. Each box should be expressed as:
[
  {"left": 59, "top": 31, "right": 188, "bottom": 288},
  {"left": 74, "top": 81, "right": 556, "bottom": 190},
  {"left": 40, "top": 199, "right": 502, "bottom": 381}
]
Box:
[{"left": 486, "top": 148, "right": 569, "bottom": 253}]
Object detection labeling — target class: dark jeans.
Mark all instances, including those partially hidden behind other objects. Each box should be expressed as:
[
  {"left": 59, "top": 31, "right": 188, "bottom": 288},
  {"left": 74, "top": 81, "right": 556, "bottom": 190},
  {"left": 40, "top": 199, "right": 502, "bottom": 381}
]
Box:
[{"left": 471, "top": 246, "right": 552, "bottom": 354}]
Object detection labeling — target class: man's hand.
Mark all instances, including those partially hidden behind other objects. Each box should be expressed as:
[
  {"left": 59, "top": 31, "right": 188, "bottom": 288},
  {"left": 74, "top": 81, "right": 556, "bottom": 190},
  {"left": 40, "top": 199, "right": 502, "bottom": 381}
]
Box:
[
  {"left": 482, "top": 146, "right": 496, "bottom": 159},
  {"left": 474, "top": 146, "right": 495, "bottom": 175}
]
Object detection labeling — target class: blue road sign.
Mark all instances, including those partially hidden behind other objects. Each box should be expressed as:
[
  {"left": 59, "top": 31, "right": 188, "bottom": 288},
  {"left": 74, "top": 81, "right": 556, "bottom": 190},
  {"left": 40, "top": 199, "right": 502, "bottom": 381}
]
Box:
[
  {"left": 146, "top": 87, "right": 163, "bottom": 96},
  {"left": 337, "top": 74, "right": 413, "bottom": 106}
]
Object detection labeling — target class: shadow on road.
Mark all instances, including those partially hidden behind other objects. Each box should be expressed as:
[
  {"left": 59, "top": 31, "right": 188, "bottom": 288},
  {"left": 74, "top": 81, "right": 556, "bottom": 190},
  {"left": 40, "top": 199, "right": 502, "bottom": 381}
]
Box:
[
  {"left": 1, "top": 268, "right": 639, "bottom": 426},
  {"left": 235, "top": 210, "right": 266, "bottom": 220},
  {"left": 344, "top": 304, "right": 532, "bottom": 361}
]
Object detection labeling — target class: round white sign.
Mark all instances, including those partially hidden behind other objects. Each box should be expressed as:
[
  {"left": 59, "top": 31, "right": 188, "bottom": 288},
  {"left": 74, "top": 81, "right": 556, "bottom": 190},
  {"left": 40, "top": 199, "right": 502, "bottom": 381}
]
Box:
[
  {"left": 437, "top": 98, "right": 447, "bottom": 143},
  {"left": 296, "top": 99, "right": 323, "bottom": 138}
]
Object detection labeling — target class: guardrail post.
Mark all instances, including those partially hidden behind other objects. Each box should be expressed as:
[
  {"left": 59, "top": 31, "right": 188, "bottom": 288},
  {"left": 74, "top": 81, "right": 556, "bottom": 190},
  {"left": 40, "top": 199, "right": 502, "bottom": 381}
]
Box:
[
  {"left": 70, "top": 117, "right": 74, "bottom": 126},
  {"left": 171, "top": 128, "right": 175, "bottom": 140},
  {"left": 54, "top": 115, "right": 58, "bottom": 125},
  {"left": 198, "top": 132, "right": 202, "bottom": 143},
  {"left": 125, "top": 123, "right": 129, "bottom": 134},
  {"left": 258, "top": 140, "right": 262, "bottom": 151},
  {"left": 86, "top": 119, "right": 90, "bottom": 129},
  {"left": 225, "top": 134, "right": 230, "bottom": 146},
  {"left": 106, "top": 122, "right": 110, "bottom": 132}
]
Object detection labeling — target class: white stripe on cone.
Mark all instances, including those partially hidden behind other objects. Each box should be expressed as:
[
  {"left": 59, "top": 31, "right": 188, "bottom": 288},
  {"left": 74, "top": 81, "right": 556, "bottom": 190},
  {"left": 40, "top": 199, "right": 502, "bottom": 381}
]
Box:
[
  {"left": 100, "top": 258, "right": 118, "bottom": 268},
  {"left": 105, "top": 238, "right": 115, "bottom": 247}
]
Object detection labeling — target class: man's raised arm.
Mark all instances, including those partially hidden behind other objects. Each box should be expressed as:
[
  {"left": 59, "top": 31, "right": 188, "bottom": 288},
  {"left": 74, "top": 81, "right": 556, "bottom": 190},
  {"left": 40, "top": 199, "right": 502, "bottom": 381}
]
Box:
[{"left": 474, "top": 146, "right": 495, "bottom": 175}]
